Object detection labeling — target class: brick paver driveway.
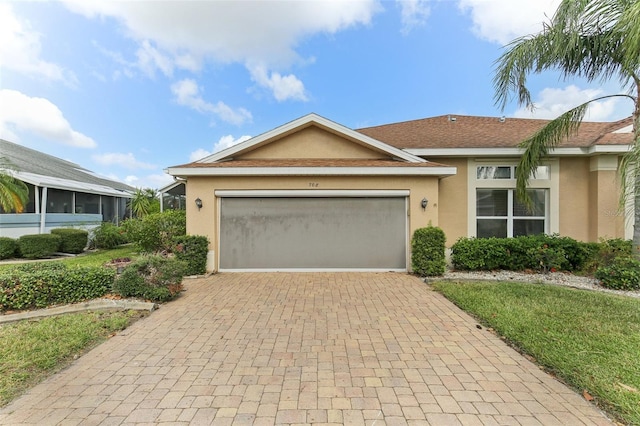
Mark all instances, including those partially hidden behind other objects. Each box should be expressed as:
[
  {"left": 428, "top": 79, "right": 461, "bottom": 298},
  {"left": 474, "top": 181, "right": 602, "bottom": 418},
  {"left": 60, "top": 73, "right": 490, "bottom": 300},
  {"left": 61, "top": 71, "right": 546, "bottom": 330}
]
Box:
[{"left": 1, "top": 273, "right": 611, "bottom": 425}]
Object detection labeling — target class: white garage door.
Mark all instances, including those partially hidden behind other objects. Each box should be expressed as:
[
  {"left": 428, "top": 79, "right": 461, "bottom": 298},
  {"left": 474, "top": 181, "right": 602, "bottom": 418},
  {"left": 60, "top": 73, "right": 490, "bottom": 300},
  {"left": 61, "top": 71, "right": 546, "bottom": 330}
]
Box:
[{"left": 218, "top": 193, "right": 407, "bottom": 271}]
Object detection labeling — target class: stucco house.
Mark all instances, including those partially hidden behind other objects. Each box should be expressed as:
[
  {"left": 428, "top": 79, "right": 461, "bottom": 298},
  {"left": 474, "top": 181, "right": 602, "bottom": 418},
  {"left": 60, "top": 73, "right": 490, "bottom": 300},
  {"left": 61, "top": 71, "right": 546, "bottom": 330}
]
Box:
[
  {"left": 0, "top": 139, "right": 134, "bottom": 238},
  {"left": 166, "top": 113, "right": 633, "bottom": 273}
]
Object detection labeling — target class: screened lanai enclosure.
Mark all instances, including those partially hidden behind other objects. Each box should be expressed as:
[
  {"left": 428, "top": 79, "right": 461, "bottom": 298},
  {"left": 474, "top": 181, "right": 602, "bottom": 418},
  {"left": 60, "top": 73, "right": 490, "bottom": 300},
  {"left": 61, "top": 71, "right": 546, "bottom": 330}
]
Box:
[{"left": 0, "top": 139, "right": 133, "bottom": 238}]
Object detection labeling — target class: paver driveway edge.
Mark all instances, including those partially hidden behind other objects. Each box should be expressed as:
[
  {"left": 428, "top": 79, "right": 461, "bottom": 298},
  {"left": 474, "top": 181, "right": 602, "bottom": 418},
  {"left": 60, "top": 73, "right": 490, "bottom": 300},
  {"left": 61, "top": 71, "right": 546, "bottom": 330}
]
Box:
[{"left": 0, "top": 272, "right": 612, "bottom": 425}]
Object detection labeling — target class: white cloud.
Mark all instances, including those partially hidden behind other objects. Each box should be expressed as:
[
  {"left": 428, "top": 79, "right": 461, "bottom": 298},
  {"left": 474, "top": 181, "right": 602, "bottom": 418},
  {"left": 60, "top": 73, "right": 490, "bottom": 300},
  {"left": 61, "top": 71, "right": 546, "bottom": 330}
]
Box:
[
  {"left": 0, "top": 4, "right": 75, "bottom": 84},
  {"left": 397, "top": 0, "right": 431, "bottom": 35},
  {"left": 0, "top": 89, "right": 96, "bottom": 148},
  {"left": 136, "top": 40, "right": 174, "bottom": 78},
  {"left": 512, "top": 85, "right": 619, "bottom": 121},
  {"left": 124, "top": 173, "right": 173, "bottom": 190},
  {"left": 171, "top": 79, "right": 252, "bottom": 125},
  {"left": 458, "top": 0, "right": 560, "bottom": 44},
  {"left": 62, "top": 0, "right": 378, "bottom": 100},
  {"left": 189, "top": 134, "right": 252, "bottom": 161},
  {"left": 248, "top": 64, "right": 308, "bottom": 102},
  {"left": 92, "top": 153, "right": 156, "bottom": 170}
]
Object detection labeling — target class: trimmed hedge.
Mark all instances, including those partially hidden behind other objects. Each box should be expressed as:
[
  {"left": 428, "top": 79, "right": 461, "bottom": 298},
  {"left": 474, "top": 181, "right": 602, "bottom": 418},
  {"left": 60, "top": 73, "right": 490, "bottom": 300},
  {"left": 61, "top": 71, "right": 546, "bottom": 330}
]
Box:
[
  {"left": 51, "top": 228, "right": 88, "bottom": 254},
  {"left": 451, "top": 235, "right": 631, "bottom": 273},
  {"left": 17, "top": 234, "right": 62, "bottom": 259},
  {"left": 411, "top": 226, "right": 446, "bottom": 276},
  {"left": 113, "top": 255, "right": 186, "bottom": 302},
  {"left": 0, "top": 263, "right": 115, "bottom": 311},
  {"left": 173, "top": 235, "right": 209, "bottom": 275},
  {"left": 0, "top": 237, "right": 17, "bottom": 260}
]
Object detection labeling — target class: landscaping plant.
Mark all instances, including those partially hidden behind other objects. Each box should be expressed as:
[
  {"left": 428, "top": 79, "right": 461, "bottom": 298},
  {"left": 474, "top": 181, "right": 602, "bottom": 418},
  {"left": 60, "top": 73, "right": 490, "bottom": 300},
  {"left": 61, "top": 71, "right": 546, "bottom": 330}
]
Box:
[
  {"left": 173, "top": 235, "right": 209, "bottom": 275},
  {"left": 51, "top": 228, "right": 88, "bottom": 254},
  {"left": 113, "top": 255, "right": 187, "bottom": 302},
  {"left": 411, "top": 226, "right": 446, "bottom": 276}
]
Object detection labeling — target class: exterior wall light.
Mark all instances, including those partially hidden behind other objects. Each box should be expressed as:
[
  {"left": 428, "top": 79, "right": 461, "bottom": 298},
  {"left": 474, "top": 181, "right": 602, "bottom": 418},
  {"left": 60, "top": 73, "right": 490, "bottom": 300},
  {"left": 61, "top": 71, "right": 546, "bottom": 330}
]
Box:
[
  {"left": 421, "top": 198, "right": 428, "bottom": 210},
  {"left": 195, "top": 197, "right": 203, "bottom": 210}
]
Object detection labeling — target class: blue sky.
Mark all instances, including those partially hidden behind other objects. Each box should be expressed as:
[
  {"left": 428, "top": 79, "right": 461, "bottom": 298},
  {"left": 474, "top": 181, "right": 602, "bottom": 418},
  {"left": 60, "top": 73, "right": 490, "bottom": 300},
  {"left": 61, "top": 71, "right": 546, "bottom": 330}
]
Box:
[{"left": 0, "top": 0, "right": 632, "bottom": 190}]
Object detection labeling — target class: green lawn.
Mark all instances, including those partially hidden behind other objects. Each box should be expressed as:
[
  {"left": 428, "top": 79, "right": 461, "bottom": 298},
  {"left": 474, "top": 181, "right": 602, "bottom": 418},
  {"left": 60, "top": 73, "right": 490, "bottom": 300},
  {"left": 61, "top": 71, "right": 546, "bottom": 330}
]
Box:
[
  {"left": 431, "top": 280, "right": 640, "bottom": 425},
  {"left": 0, "top": 245, "right": 139, "bottom": 271},
  {"left": 0, "top": 310, "right": 147, "bottom": 407}
]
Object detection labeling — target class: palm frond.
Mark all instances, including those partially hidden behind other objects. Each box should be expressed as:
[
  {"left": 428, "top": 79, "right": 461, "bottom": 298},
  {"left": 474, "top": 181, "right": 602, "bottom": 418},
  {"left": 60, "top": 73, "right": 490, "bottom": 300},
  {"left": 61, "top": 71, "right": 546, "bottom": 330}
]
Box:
[
  {"left": 494, "top": 0, "right": 633, "bottom": 111},
  {"left": 515, "top": 103, "right": 590, "bottom": 207}
]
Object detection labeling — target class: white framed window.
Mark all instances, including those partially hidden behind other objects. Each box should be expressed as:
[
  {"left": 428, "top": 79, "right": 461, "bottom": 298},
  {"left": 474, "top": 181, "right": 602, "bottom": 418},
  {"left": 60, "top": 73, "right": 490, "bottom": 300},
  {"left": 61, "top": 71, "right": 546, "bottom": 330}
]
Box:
[
  {"left": 468, "top": 160, "right": 558, "bottom": 238},
  {"left": 476, "top": 188, "right": 547, "bottom": 238},
  {"left": 476, "top": 165, "right": 550, "bottom": 180}
]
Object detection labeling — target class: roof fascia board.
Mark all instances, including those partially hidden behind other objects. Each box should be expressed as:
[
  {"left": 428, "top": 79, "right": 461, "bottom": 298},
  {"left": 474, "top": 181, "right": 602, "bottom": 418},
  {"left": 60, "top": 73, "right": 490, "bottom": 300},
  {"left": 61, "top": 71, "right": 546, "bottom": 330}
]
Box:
[
  {"left": 405, "top": 146, "right": 631, "bottom": 157},
  {"left": 197, "top": 113, "right": 426, "bottom": 164},
  {"left": 166, "top": 166, "right": 457, "bottom": 177},
  {"left": 16, "top": 172, "right": 133, "bottom": 198}
]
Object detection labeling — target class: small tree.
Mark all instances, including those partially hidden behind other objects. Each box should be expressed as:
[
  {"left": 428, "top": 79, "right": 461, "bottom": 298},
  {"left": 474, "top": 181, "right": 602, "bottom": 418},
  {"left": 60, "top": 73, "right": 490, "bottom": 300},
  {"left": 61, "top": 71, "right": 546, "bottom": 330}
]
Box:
[{"left": 128, "top": 187, "right": 160, "bottom": 218}]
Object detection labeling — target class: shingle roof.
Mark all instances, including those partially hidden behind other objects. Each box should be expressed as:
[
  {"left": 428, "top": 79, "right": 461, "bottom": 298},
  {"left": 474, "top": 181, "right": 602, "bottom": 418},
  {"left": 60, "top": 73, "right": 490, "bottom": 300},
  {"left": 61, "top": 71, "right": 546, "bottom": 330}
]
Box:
[
  {"left": 356, "top": 115, "right": 634, "bottom": 149},
  {"left": 1, "top": 139, "right": 134, "bottom": 195}
]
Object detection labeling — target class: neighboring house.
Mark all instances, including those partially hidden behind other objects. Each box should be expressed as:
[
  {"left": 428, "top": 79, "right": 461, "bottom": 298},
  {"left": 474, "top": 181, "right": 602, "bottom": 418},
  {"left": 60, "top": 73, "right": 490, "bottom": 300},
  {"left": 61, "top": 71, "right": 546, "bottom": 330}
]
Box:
[
  {"left": 0, "top": 139, "right": 134, "bottom": 238},
  {"left": 166, "top": 113, "right": 633, "bottom": 273}
]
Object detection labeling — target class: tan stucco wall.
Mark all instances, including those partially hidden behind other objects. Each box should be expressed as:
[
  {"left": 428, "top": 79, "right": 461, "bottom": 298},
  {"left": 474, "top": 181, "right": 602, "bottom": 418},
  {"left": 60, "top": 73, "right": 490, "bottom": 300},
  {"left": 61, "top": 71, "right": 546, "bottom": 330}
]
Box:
[
  {"left": 545, "top": 157, "right": 624, "bottom": 242},
  {"left": 559, "top": 157, "right": 591, "bottom": 241},
  {"left": 238, "top": 126, "right": 386, "bottom": 160},
  {"left": 588, "top": 159, "right": 625, "bottom": 240},
  {"left": 185, "top": 175, "right": 439, "bottom": 271},
  {"left": 434, "top": 157, "right": 468, "bottom": 246}
]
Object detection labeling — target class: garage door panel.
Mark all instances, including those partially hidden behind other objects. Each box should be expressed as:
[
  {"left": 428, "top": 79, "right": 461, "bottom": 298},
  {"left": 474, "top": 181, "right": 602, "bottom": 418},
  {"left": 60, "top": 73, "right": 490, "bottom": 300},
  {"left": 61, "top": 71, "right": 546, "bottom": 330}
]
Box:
[{"left": 220, "top": 197, "right": 406, "bottom": 270}]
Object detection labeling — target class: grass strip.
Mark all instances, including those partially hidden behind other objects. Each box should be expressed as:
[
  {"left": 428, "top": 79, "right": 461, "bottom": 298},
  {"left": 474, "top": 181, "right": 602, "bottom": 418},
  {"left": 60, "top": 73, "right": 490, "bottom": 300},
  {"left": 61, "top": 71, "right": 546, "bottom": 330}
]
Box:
[
  {"left": 432, "top": 280, "right": 640, "bottom": 425},
  {"left": 0, "top": 310, "right": 146, "bottom": 407}
]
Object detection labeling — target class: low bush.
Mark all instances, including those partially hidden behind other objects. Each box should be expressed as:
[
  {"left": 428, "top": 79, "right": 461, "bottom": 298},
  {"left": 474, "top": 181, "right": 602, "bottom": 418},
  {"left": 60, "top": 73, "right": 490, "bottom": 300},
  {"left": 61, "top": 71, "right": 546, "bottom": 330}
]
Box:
[
  {"left": 90, "top": 222, "right": 127, "bottom": 249},
  {"left": 112, "top": 255, "right": 186, "bottom": 302},
  {"left": 173, "top": 235, "right": 209, "bottom": 275},
  {"left": 451, "top": 234, "right": 619, "bottom": 273},
  {"left": 595, "top": 257, "right": 640, "bottom": 291},
  {"left": 17, "top": 234, "right": 62, "bottom": 259},
  {"left": 411, "top": 226, "right": 446, "bottom": 276},
  {"left": 451, "top": 237, "right": 510, "bottom": 270},
  {"left": 123, "top": 210, "right": 186, "bottom": 253},
  {"left": 0, "top": 263, "right": 114, "bottom": 311},
  {"left": 0, "top": 237, "right": 17, "bottom": 260},
  {"left": 51, "top": 228, "right": 88, "bottom": 254},
  {"left": 583, "top": 238, "right": 633, "bottom": 273}
]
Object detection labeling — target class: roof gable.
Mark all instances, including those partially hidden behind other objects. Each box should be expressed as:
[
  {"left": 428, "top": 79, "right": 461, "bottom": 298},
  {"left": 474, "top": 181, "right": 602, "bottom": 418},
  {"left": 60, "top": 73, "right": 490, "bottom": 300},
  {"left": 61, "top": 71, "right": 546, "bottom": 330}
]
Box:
[
  {"left": 237, "top": 126, "right": 387, "bottom": 160},
  {"left": 197, "top": 113, "right": 426, "bottom": 164}
]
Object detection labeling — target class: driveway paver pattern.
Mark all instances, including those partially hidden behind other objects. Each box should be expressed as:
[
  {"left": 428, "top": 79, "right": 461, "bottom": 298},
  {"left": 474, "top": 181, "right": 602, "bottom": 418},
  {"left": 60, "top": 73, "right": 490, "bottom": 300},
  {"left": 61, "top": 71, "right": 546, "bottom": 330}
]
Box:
[{"left": 1, "top": 273, "right": 612, "bottom": 425}]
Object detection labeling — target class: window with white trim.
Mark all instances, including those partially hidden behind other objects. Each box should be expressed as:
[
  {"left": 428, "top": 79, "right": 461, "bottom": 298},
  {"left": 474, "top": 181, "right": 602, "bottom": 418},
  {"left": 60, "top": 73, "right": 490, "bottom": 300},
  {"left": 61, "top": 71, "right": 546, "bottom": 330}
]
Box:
[
  {"left": 476, "top": 188, "right": 547, "bottom": 238},
  {"left": 476, "top": 165, "right": 550, "bottom": 180}
]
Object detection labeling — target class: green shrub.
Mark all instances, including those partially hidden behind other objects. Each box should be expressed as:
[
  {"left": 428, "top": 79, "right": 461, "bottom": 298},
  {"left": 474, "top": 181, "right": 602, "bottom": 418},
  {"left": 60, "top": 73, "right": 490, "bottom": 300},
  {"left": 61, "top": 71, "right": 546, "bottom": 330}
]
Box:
[
  {"left": 90, "top": 222, "right": 127, "bottom": 249},
  {"left": 411, "top": 227, "right": 446, "bottom": 276},
  {"left": 17, "top": 234, "right": 62, "bottom": 259},
  {"left": 51, "top": 228, "right": 88, "bottom": 254},
  {"left": 173, "top": 235, "right": 209, "bottom": 275},
  {"left": 595, "top": 257, "right": 640, "bottom": 290},
  {"left": 0, "top": 263, "right": 114, "bottom": 311},
  {"left": 450, "top": 234, "right": 600, "bottom": 272},
  {"left": 451, "top": 237, "right": 510, "bottom": 270},
  {"left": 113, "top": 255, "right": 186, "bottom": 302},
  {"left": 0, "top": 237, "right": 17, "bottom": 260},
  {"left": 526, "top": 244, "right": 566, "bottom": 273},
  {"left": 123, "top": 210, "right": 186, "bottom": 253},
  {"left": 583, "top": 238, "right": 633, "bottom": 273}
]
